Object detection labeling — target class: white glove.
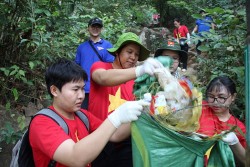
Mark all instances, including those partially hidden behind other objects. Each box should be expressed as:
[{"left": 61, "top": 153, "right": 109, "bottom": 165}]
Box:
[
  {"left": 222, "top": 132, "right": 239, "bottom": 145},
  {"left": 135, "top": 58, "right": 164, "bottom": 77},
  {"left": 108, "top": 100, "right": 149, "bottom": 128}
]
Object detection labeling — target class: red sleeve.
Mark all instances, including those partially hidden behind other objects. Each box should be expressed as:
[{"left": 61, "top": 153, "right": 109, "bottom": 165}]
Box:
[
  {"left": 90, "top": 61, "right": 112, "bottom": 76},
  {"left": 184, "top": 25, "right": 189, "bottom": 34}
]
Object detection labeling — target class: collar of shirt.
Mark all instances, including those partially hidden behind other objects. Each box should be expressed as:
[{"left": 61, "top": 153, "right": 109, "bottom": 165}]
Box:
[{"left": 90, "top": 38, "right": 103, "bottom": 44}]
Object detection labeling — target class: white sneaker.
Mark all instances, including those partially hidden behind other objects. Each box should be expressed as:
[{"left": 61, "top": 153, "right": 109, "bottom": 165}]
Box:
[{"left": 182, "top": 69, "right": 187, "bottom": 72}]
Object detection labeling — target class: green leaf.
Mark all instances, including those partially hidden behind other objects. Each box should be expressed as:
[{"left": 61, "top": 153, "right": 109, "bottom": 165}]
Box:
[
  {"left": 213, "top": 43, "right": 222, "bottom": 49},
  {"left": 197, "top": 45, "right": 210, "bottom": 52},
  {"left": 27, "top": 17, "right": 36, "bottom": 23},
  {"left": 10, "top": 65, "right": 19, "bottom": 70},
  {"left": 34, "top": 9, "right": 43, "bottom": 14},
  {"left": 17, "top": 116, "right": 26, "bottom": 130},
  {"left": 229, "top": 67, "right": 244, "bottom": 78},
  {"left": 29, "top": 61, "right": 35, "bottom": 69},
  {"left": 9, "top": 70, "right": 17, "bottom": 76},
  {"left": 5, "top": 102, "right": 10, "bottom": 111},
  {"left": 237, "top": 9, "right": 246, "bottom": 16},
  {"left": 52, "top": 11, "right": 60, "bottom": 17},
  {"left": 18, "top": 70, "right": 25, "bottom": 77},
  {"left": 0, "top": 68, "right": 9, "bottom": 76},
  {"left": 191, "top": 14, "right": 203, "bottom": 20},
  {"left": 43, "top": 10, "right": 51, "bottom": 16},
  {"left": 20, "top": 39, "right": 29, "bottom": 43},
  {"left": 12, "top": 88, "right": 19, "bottom": 101},
  {"left": 33, "top": 41, "right": 40, "bottom": 46}
]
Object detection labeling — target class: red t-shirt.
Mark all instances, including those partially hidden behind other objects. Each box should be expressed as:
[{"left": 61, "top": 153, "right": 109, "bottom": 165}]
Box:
[
  {"left": 29, "top": 106, "right": 102, "bottom": 167},
  {"left": 89, "top": 62, "right": 135, "bottom": 121},
  {"left": 173, "top": 25, "right": 189, "bottom": 39},
  {"left": 197, "top": 101, "right": 246, "bottom": 148}
]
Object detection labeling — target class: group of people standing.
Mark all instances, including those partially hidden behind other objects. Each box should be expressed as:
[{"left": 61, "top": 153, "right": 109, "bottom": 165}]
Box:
[
  {"left": 27, "top": 11, "right": 245, "bottom": 167},
  {"left": 172, "top": 9, "right": 215, "bottom": 71}
]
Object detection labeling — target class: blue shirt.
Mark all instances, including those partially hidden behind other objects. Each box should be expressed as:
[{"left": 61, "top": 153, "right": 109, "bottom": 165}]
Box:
[
  {"left": 196, "top": 16, "right": 213, "bottom": 34},
  {"left": 75, "top": 39, "right": 114, "bottom": 93}
]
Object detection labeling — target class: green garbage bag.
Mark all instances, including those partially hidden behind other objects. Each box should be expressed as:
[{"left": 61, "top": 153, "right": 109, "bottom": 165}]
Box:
[
  {"left": 208, "top": 141, "right": 236, "bottom": 167},
  {"left": 131, "top": 114, "right": 235, "bottom": 167}
]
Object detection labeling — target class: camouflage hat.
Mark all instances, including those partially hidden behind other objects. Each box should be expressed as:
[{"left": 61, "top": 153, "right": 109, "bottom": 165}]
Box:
[
  {"left": 107, "top": 32, "right": 150, "bottom": 61},
  {"left": 154, "top": 40, "right": 186, "bottom": 57}
]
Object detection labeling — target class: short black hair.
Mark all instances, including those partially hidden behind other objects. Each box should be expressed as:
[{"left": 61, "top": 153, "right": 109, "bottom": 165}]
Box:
[
  {"left": 206, "top": 75, "right": 237, "bottom": 97},
  {"left": 199, "top": 9, "right": 206, "bottom": 14},
  {"left": 174, "top": 18, "right": 180, "bottom": 23},
  {"left": 45, "top": 58, "right": 88, "bottom": 97}
]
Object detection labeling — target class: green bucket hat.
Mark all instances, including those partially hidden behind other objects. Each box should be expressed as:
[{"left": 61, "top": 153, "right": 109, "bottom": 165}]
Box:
[
  {"left": 154, "top": 40, "right": 186, "bottom": 57},
  {"left": 107, "top": 32, "right": 150, "bottom": 61}
]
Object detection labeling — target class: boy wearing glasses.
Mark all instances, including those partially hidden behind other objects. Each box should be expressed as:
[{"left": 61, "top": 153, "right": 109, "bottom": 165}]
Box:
[
  {"left": 154, "top": 40, "right": 193, "bottom": 89},
  {"left": 75, "top": 17, "right": 114, "bottom": 110}
]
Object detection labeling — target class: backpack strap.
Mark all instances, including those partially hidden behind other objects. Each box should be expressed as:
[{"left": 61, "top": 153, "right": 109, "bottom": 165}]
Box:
[
  {"left": 75, "top": 111, "right": 89, "bottom": 131},
  {"left": 34, "top": 109, "right": 90, "bottom": 134},
  {"left": 33, "top": 109, "right": 89, "bottom": 167},
  {"left": 35, "top": 109, "right": 69, "bottom": 134}
]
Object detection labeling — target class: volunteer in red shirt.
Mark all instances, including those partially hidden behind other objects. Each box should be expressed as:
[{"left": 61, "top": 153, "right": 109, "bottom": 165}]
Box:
[{"left": 173, "top": 18, "right": 190, "bottom": 72}]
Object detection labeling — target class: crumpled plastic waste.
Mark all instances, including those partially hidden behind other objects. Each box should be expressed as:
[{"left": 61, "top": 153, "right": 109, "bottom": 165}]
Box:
[{"left": 134, "top": 56, "right": 202, "bottom": 132}]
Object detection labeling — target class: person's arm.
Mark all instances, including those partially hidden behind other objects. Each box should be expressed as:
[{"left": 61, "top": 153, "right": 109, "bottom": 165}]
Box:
[
  {"left": 192, "top": 25, "right": 198, "bottom": 34},
  {"left": 53, "top": 119, "right": 116, "bottom": 166},
  {"left": 222, "top": 132, "right": 245, "bottom": 165},
  {"left": 109, "top": 123, "right": 131, "bottom": 142},
  {"left": 53, "top": 100, "right": 148, "bottom": 167},
  {"left": 230, "top": 143, "right": 245, "bottom": 165},
  {"left": 92, "top": 67, "right": 136, "bottom": 86},
  {"left": 92, "top": 58, "right": 164, "bottom": 86},
  {"left": 186, "top": 33, "right": 191, "bottom": 45},
  {"left": 209, "top": 16, "right": 215, "bottom": 30},
  {"left": 211, "top": 22, "right": 215, "bottom": 30}
]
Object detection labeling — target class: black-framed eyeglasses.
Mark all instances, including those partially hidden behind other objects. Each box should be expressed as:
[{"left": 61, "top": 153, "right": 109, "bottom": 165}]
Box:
[{"left": 207, "top": 95, "right": 231, "bottom": 104}]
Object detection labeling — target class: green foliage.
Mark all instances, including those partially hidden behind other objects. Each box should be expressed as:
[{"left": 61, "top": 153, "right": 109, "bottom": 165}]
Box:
[
  {"left": 0, "top": 0, "right": 155, "bottom": 108},
  {"left": 0, "top": 119, "right": 24, "bottom": 144},
  {"left": 0, "top": 0, "right": 154, "bottom": 144},
  {"left": 191, "top": 6, "right": 246, "bottom": 119}
]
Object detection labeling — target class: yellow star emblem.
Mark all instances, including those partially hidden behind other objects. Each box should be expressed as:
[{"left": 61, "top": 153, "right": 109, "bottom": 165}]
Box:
[{"left": 108, "top": 87, "right": 126, "bottom": 113}]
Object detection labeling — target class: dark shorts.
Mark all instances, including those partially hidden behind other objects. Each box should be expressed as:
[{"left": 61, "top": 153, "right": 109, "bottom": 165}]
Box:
[{"left": 92, "top": 138, "right": 133, "bottom": 167}]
